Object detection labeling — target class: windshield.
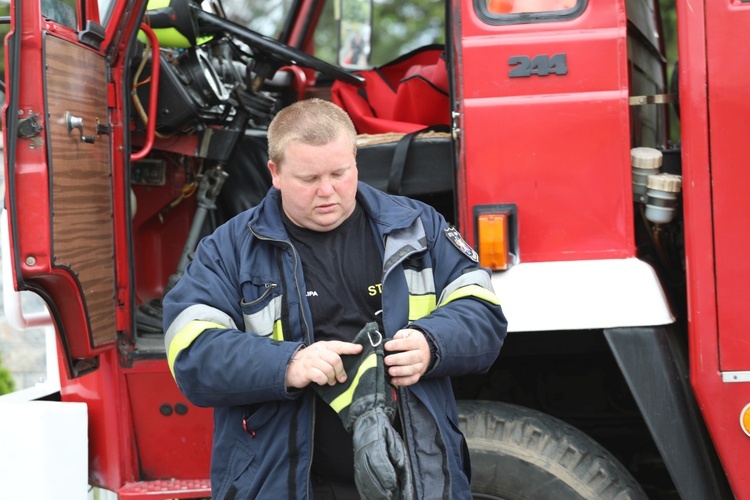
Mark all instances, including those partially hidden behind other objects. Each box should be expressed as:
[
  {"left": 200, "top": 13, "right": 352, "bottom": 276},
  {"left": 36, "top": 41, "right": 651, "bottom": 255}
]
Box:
[
  {"left": 141, "top": 0, "right": 446, "bottom": 69},
  {"left": 315, "top": 0, "right": 445, "bottom": 68},
  {"left": 219, "top": 0, "right": 295, "bottom": 38}
]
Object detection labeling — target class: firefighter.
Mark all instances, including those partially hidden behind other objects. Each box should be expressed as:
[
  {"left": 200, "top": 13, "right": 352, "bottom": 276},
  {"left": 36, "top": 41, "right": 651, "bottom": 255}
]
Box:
[{"left": 163, "top": 98, "right": 507, "bottom": 499}]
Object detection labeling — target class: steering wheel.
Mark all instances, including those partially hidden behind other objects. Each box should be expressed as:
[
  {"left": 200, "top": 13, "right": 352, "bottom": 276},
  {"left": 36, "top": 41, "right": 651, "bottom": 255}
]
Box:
[{"left": 191, "top": 6, "right": 365, "bottom": 88}]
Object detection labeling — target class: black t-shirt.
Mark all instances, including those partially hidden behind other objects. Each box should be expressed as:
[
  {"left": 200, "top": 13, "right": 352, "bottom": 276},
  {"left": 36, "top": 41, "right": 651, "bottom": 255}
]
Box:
[{"left": 283, "top": 202, "right": 383, "bottom": 484}]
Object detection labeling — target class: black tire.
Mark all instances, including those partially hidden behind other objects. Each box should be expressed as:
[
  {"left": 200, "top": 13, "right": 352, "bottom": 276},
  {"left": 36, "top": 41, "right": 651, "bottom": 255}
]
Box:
[{"left": 457, "top": 401, "right": 648, "bottom": 500}]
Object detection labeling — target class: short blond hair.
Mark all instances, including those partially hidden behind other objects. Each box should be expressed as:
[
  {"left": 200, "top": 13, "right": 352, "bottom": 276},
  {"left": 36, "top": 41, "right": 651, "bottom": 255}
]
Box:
[{"left": 267, "top": 98, "right": 357, "bottom": 167}]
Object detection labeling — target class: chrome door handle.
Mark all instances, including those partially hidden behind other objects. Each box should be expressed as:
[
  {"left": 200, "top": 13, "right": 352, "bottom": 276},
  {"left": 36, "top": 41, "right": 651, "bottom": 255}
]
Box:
[{"left": 66, "top": 111, "right": 96, "bottom": 144}]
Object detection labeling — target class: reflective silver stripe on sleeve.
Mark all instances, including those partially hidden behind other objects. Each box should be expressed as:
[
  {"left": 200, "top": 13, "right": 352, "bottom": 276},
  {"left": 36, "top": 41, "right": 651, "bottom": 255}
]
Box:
[
  {"left": 164, "top": 303, "right": 238, "bottom": 352},
  {"left": 244, "top": 295, "right": 282, "bottom": 337},
  {"left": 437, "top": 269, "right": 496, "bottom": 307},
  {"left": 403, "top": 268, "right": 436, "bottom": 295}
]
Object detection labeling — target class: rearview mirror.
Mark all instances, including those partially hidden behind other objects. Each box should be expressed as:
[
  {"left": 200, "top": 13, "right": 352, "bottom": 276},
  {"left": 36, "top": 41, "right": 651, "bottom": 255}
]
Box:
[{"left": 337, "top": 0, "right": 372, "bottom": 69}]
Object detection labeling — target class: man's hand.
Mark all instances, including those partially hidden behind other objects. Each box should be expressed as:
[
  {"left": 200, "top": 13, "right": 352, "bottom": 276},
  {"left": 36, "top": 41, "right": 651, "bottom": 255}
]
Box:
[
  {"left": 286, "top": 341, "right": 363, "bottom": 389},
  {"left": 384, "top": 328, "right": 431, "bottom": 387}
]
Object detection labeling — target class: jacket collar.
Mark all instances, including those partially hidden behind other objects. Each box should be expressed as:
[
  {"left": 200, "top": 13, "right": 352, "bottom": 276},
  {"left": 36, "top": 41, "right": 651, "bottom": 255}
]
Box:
[
  {"left": 246, "top": 187, "right": 287, "bottom": 241},
  {"left": 247, "top": 182, "right": 422, "bottom": 241},
  {"left": 356, "top": 182, "right": 421, "bottom": 234}
]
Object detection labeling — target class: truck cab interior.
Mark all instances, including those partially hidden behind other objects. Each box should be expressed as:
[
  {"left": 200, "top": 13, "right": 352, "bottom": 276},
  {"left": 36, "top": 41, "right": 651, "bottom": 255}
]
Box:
[{"left": 129, "top": 0, "right": 456, "bottom": 343}]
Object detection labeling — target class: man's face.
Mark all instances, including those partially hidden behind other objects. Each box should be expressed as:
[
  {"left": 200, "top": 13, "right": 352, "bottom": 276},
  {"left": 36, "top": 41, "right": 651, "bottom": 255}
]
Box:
[{"left": 268, "top": 134, "right": 358, "bottom": 232}]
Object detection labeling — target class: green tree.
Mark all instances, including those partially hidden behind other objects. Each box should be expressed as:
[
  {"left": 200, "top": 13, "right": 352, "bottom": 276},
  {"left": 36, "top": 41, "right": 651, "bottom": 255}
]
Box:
[
  {"left": 369, "top": 0, "right": 444, "bottom": 64},
  {"left": 315, "top": 0, "right": 444, "bottom": 68},
  {"left": 0, "top": 3, "right": 9, "bottom": 83},
  {"left": 0, "top": 352, "right": 16, "bottom": 395},
  {"left": 659, "top": 0, "right": 679, "bottom": 142}
]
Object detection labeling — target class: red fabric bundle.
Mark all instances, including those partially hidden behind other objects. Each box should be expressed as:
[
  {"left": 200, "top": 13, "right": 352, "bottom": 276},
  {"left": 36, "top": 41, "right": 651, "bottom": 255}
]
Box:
[{"left": 332, "top": 45, "right": 450, "bottom": 134}]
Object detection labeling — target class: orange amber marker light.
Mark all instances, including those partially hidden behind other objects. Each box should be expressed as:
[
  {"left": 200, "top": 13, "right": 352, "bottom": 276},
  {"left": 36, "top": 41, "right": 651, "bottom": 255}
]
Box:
[
  {"left": 740, "top": 403, "right": 750, "bottom": 437},
  {"left": 477, "top": 213, "right": 510, "bottom": 271}
]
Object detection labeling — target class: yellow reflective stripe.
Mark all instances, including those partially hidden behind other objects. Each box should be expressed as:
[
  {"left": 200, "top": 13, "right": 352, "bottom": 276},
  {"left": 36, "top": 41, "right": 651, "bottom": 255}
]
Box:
[
  {"left": 405, "top": 267, "right": 437, "bottom": 321},
  {"left": 272, "top": 320, "right": 284, "bottom": 342},
  {"left": 167, "top": 320, "right": 227, "bottom": 376},
  {"left": 439, "top": 284, "right": 501, "bottom": 307},
  {"left": 408, "top": 294, "right": 437, "bottom": 321},
  {"left": 330, "top": 353, "right": 378, "bottom": 413}
]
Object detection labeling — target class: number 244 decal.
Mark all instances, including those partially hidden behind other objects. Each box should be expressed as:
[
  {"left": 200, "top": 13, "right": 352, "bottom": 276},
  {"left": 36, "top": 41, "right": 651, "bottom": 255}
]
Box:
[{"left": 509, "top": 53, "right": 568, "bottom": 78}]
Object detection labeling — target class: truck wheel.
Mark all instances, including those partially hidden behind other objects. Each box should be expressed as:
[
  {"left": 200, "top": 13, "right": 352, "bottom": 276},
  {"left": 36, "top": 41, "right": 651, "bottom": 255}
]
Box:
[{"left": 457, "top": 401, "right": 648, "bottom": 500}]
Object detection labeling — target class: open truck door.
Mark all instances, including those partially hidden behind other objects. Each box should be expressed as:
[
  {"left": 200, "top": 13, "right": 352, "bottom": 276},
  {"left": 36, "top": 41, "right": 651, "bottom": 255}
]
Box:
[
  {"left": 2, "top": 0, "right": 136, "bottom": 376},
  {"left": 2, "top": 0, "right": 220, "bottom": 493}
]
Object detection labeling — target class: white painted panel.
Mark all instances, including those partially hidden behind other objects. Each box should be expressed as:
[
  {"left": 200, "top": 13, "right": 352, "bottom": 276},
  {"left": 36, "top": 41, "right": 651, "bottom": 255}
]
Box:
[
  {"left": 0, "top": 401, "right": 87, "bottom": 500},
  {"left": 492, "top": 258, "right": 675, "bottom": 332}
]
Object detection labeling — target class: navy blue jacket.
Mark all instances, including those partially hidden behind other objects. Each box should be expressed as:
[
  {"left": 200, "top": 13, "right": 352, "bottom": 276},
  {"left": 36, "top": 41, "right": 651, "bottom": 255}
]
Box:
[{"left": 163, "top": 182, "right": 507, "bottom": 499}]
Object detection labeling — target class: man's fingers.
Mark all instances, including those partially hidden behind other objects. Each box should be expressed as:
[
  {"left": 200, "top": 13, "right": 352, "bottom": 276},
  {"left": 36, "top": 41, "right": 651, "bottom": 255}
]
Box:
[
  {"left": 386, "top": 359, "right": 425, "bottom": 377},
  {"left": 383, "top": 328, "right": 430, "bottom": 387},
  {"left": 389, "top": 373, "right": 420, "bottom": 387},
  {"left": 315, "top": 342, "right": 361, "bottom": 383},
  {"left": 384, "top": 349, "right": 420, "bottom": 365},
  {"left": 326, "top": 340, "right": 364, "bottom": 355},
  {"left": 308, "top": 366, "right": 330, "bottom": 386},
  {"left": 384, "top": 338, "right": 409, "bottom": 353},
  {"left": 384, "top": 328, "right": 424, "bottom": 354},
  {"left": 322, "top": 341, "right": 362, "bottom": 384},
  {"left": 388, "top": 350, "right": 427, "bottom": 386},
  {"left": 384, "top": 342, "right": 427, "bottom": 368},
  {"left": 288, "top": 340, "right": 363, "bottom": 388}
]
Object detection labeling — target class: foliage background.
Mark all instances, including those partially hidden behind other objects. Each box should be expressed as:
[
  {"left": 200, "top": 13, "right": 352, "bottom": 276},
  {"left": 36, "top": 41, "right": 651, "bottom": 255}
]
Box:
[
  {"left": 659, "top": 0, "right": 679, "bottom": 142},
  {"left": 0, "top": 353, "right": 14, "bottom": 395}
]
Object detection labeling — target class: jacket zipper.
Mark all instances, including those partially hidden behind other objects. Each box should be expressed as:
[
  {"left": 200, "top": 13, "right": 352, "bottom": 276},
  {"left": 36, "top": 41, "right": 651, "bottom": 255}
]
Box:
[
  {"left": 240, "top": 282, "right": 277, "bottom": 307},
  {"left": 381, "top": 241, "right": 422, "bottom": 494},
  {"left": 249, "top": 226, "right": 315, "bottom": 497},
  {"left": 247, "top": 227, "right": 312, "bottom": 343}
]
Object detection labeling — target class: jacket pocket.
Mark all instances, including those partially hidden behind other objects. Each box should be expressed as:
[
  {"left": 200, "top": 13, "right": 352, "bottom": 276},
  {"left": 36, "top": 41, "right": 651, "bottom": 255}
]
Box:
[
  {"left": 242, "top": 401, "right": 280, "bottom": 435},
  {"left": 240, "top": 281, "right": 282, "bottom": 338},
  {"left": 215, "top": 440, "right": 257, "bottom": 500},
  {"left": 217, "top": 403, "right": 280, "bottom": 499},
  {"left": 445, "top": 400, "right": 471, "bottom": 482}
]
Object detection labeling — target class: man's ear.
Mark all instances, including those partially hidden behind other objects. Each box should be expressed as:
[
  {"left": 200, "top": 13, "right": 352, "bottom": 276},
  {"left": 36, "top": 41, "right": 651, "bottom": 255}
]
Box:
[{"left": 268, "top": 160, "right": 281, "bottom": 189}]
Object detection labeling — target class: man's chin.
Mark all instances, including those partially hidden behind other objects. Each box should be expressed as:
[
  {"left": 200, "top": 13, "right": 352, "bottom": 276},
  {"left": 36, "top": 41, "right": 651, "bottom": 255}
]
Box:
[{"left": 309, "top": 213, "right": 346, "bottom": 232}]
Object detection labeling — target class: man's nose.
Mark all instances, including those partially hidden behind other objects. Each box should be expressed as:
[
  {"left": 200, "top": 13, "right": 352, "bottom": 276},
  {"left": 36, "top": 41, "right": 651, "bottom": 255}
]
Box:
[{"left": 317, "top": 178, "right": 335, "bottom": 196}]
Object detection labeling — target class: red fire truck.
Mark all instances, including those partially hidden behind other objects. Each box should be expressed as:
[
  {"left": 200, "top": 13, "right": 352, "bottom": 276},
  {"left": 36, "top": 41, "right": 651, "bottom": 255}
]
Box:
[{"left": 2, "top": 0, "right": 748, "bottom": 497}]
